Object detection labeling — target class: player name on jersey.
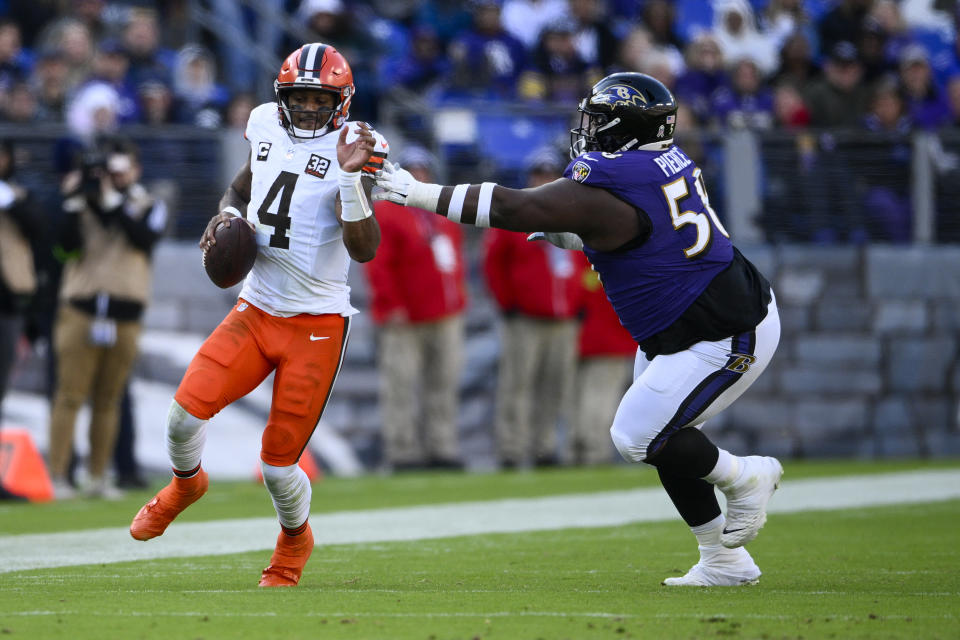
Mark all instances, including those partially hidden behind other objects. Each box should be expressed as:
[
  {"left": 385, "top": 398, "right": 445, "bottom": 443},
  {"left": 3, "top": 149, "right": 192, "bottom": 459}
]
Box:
[{"left": 652, "top": 146, "right": 693, "bottom": 177}]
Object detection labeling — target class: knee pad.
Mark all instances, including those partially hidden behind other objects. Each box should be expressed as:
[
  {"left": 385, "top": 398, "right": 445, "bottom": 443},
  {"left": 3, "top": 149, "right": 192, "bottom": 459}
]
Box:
[{"left": 262, "top": 422, "right": 304, "bottom": 467}]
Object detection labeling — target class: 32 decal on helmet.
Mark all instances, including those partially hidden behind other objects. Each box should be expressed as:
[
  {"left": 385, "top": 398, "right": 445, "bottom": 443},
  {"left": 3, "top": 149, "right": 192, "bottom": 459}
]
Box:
[
  {"left": 275, "top": 42, "right": 354, "bottom": 138},
  {"left": 570, "top": 72, "right": 678, "bottom": 158}
]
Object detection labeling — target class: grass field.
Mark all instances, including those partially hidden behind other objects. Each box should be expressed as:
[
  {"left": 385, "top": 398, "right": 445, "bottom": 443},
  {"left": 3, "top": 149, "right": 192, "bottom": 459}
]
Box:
[{"left": 2, "top": 459, "right": 959, "bottom": 639}]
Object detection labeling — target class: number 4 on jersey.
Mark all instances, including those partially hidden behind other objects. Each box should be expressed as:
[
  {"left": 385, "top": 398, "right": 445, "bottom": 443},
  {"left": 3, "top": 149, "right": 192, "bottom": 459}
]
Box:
[
  {"left": 662, "top": 167, "right": 729, "bottom": 258},
  {"left": 258, "top": 171, "right": 298, "bottom": 249}
]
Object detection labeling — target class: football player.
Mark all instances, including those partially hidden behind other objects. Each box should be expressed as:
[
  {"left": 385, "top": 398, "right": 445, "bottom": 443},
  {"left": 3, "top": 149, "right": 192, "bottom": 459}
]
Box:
[
  {"left": 375, "top": 72, "right": 783, "bottom": 587},
  {"left": 130, "top": 43, "right": 386, "bottom": 587}
]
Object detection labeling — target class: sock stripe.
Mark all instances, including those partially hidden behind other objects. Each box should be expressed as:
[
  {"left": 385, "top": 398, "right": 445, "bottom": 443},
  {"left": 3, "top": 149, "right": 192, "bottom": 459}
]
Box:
[
  {"left": 173, "top": 463, "right": 201, "bottom": 479},
  {"left": 282, "top": 521, "right": 309, "bottom": 537}
]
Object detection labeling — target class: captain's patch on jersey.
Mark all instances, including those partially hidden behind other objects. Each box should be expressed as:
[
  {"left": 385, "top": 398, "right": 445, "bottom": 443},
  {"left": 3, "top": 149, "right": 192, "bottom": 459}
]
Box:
[
  {"left": 256, "top": 142, "right": 272, "bottom": 161},
  {"left": 571, "top": 161, "right": 592, "bottom": 183},
  {"left": 305, "top": 153, "right": 331, "bottom": 179}
]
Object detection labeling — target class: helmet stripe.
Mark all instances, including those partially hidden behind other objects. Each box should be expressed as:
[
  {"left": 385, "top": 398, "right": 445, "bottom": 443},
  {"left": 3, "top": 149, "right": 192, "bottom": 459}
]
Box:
[
  {"left": 299, "top": 44, "right": 317, "bottom": 79},
  {"left": 299, "top": 43, "right": 328, "bottom": 80},
  {"left": 297, "top": 44, "right": 314, "bottom": 77}
]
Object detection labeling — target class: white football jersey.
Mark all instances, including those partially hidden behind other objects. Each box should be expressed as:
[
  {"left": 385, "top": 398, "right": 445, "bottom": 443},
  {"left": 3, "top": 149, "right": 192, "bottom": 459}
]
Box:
[{"left": 238, "top": 102, "right": 388, "bottom": 317}]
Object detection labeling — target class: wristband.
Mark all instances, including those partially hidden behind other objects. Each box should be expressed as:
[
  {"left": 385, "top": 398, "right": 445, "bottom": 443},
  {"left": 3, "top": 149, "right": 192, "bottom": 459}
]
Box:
[
  {"left": 221, "top": 206, "right": 242, "bottom": 218},
  {"left": 406, "top": 181, "right": 444, "bottom": 212},
  {"left": 475, "top": 182, "right": 495, "bottom": 228},
  {"left": 338, "top": 169, "right": 372, "bottom": 222}
]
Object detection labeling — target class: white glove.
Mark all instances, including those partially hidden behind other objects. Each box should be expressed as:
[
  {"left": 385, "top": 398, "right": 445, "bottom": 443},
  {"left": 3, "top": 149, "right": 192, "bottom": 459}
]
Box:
[
  {"left": 372, "top": 160, "right": 415, "bottom": 205},
  {"left": 373, "top": 160, "right": 442, "bottom": 210},
  {"left": 527, "top": 231, "right": 584, "bottom": 251}
]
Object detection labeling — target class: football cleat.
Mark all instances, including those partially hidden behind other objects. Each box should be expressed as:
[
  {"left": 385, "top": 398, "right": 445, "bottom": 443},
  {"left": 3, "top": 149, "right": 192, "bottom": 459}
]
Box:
[
  {"left": 130, "top": 470, "right": 209, "bottom": 541},
  {"left": 259, "top": 523, "right": 314, "bottom": 587},
  {"left": 719, "top": 456, "right": 783, "bottom": 548},
  {"left": 663, "top": 547, "right": 761, "bottom": 587}
]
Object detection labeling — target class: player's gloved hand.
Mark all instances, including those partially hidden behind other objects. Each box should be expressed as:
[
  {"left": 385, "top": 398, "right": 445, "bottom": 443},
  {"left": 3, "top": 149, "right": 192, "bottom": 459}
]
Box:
[
  {"left": 372, "top": 160, "right": 416, "bottom": 206},
  {"left": 527, "top": 231, "right": 584, "bottom": 251}
]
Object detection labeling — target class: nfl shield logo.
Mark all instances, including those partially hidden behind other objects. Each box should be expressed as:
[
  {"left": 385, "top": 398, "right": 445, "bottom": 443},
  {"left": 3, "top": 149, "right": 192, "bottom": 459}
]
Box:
[{"left": 571, "top": 161, "right": 592, "bottom": 183}]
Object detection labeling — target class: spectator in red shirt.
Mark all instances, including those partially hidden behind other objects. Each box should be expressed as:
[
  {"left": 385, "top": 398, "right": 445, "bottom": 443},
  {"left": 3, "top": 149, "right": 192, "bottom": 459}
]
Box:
[
  {"left": 364, "top": 146, "right": 467, "bottom": 471},
  {"left": 571, "top": 265, "right": 636, "bottom": 466},
  {"left": 482, "top": 146, "right": 583, "bottom": 469}
]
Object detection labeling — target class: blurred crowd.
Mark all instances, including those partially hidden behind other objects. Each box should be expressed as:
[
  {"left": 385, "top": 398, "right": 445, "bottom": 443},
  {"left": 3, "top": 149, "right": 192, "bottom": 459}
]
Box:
[{"left": 0, "top": 0, "right": 958, "bottom": 136}]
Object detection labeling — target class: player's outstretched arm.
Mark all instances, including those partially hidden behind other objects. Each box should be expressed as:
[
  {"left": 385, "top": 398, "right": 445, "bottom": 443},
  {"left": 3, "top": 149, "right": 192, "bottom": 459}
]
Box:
[
  {"left": 336, "top": 123, "right": 379, "bottom": 262},
  {"left": 374, "top": 162, "right": 638, "bottom": 252},
  {"left": 201, "top": 158, "right": 254, "bottom": 251}
]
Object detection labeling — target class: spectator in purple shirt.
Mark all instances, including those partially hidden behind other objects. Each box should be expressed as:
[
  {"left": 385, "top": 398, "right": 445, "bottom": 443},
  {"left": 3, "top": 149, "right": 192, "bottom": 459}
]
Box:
[
  {"left": 710, "top": 57, "right": 774, "bottom": 130},
  {"left": 447, "top": 0, "right": 527, "bottom": 99},
  {"left": 383, "top": 25, "right": 451, "bottom": 95},
  {"left": 121, "top": 9, "right": 175, "bottom": 91},
  {"left": 899, "top": 44, "right": 951, "bottom": 129},
  {"left": 862, "top": 78, "right": 912, "bottom": 242},
  {"left": 674, "top": 34, "right": 727, "bottom": 125}
]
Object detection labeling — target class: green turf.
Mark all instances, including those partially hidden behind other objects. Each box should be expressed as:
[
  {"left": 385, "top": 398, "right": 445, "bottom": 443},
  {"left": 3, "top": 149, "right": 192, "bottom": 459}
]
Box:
[
  {"left": 2, "top": 458, "right": 958, "bottom": 535},
  {"left": 1, "top": 499, "right": 958, "bottom": 639}
]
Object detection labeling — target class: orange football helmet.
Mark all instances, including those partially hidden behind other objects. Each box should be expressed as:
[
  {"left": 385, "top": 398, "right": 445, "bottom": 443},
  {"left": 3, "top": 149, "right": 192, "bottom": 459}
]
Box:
[{"left": 274, "top": 43, "right": 354, "bottom": 138}]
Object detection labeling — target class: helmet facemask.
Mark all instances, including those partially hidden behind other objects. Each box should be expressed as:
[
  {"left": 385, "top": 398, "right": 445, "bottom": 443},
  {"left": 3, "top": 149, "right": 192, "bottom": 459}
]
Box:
[
  {"left": 276, "top": 86, "right": 345, "bottom": 139},
  {"left": 570, "top": 101, "right": 600, "bottom": 158},
  {"left": 570, "top": 103, "right": 634, "bottom": 158}
]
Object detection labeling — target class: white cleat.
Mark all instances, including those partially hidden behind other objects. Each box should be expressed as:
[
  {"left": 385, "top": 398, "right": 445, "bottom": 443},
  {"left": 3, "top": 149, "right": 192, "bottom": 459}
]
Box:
[
  {"left": 720, "top": 456, "right": 783, "bottom": 548},
  {"left": 663, "top": 547, "right": 761, "bottom": 587}
]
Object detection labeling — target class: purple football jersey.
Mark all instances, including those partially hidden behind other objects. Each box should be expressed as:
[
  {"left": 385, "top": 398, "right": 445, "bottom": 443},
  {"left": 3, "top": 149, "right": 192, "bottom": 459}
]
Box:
[{"left": 563, "top": 147, "right": 733, "bottom": 344}]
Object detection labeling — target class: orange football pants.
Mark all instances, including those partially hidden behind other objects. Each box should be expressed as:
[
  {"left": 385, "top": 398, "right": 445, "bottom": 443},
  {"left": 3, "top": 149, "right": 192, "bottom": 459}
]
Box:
[{"left": 175, "top": 298, "right": 349, "bottom": 466}]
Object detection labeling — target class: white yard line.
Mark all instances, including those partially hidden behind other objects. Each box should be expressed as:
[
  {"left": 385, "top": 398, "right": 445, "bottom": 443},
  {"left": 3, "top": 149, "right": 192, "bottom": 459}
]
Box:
[{"left": 1, "top": 469, "right": 958, "bottom": 575}]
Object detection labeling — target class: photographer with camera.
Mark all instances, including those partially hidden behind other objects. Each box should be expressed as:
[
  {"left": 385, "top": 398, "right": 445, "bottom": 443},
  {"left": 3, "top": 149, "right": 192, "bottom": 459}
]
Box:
[{"left": 48, "top": 138, "right": 167, "bottom": 499}]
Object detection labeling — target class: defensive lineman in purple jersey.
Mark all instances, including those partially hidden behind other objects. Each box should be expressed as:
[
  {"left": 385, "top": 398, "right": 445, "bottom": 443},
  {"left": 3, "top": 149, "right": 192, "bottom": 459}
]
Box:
[{"left": 375, "top": 72, "right": 784, "bottom": 586}]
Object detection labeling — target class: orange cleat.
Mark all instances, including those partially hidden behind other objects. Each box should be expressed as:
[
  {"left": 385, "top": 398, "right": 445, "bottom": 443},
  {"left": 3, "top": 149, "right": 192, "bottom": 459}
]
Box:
[
  {"left": 129, "top": 470, "right": 209, "bottom": 541},
  {"left": 258, "top": 523, "right": 314, "bottom": 587}
]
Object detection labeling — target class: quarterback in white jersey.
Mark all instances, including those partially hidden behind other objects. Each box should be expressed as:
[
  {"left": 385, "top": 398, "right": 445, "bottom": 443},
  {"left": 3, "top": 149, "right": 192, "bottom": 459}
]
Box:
[
  {"left": 130, "top": 43, "right": 383, "bottom": 589},
  {"left": 240, "top": 103, "right": 388, "bottom": 316}
]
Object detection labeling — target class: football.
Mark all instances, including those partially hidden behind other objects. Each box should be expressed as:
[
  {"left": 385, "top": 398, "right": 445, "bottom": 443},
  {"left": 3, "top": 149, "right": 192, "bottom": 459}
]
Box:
[{"left": 203, "top": 219, "right": 258, "bottom": 288}]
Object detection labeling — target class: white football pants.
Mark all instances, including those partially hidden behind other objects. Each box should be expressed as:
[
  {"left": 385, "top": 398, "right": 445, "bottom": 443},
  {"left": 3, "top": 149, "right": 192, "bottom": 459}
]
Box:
[{"left": 610, "top": 295, "right": 780, "bottom": 463}]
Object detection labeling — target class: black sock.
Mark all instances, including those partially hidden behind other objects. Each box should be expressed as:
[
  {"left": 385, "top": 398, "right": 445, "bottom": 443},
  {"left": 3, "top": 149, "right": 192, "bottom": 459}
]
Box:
[
  {"left": 657, "top": 467, "right": 722, "bottom": 527},
  {"left": 646, "top": 427, "right": 719, "bottom": 479}
]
